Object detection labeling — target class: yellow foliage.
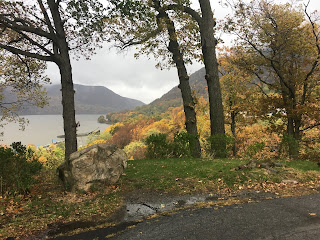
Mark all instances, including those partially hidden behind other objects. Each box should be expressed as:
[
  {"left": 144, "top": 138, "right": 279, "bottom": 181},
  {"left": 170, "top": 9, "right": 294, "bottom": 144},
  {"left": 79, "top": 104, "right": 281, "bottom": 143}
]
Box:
[{"left": 38, "top": 156, "right": 47, "bottom": 163}]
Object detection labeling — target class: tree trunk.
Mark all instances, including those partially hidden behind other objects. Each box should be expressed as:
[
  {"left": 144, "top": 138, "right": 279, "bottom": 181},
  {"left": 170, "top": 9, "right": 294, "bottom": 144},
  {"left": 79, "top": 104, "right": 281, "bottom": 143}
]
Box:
[
  {"left": 231, "top": 111, "right": 237, "bottom": 157},
  {"left": 59, "top": 62, "right": 77, "bottom": 161},
  {"left": 49, "top": 0, "right": 77, "bottom": 161},
  {"left": 286, "top": 116, "right": 301, "bottom": 159},
  {"left": 198, "top": 0, "right": 226, "bottom": 157},
  {"left": 155, "top": 2, "right": 201, "bottom": 158}
]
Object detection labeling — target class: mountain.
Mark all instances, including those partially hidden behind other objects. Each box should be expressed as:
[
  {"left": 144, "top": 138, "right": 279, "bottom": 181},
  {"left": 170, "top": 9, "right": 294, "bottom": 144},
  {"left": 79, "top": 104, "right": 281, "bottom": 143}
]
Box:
[
  {"left": 17, "top": 84, "right": 145, "bottom": 115},
  {"left": 106, "top": 68, "right": 207, "bottom": 122},
  {"left": 151, "top": 67, "right": 207, "bottom": 105}
]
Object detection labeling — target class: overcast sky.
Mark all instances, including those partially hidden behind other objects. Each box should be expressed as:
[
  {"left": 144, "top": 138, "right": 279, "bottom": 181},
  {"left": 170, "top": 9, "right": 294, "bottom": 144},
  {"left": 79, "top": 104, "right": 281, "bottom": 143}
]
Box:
[{"left": 46, "top": 0, "right": 320, "bottom": 104}]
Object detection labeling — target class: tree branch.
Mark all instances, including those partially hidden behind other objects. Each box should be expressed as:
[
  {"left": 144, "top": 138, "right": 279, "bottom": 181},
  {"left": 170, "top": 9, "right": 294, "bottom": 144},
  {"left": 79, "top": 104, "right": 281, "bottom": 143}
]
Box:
[
  {"left": 302, "top": 122, "right": 320, "bottom": 131},
  {"left": 166, "top": 4, "right": 202, "bottom": 26},
  {"left": 0, "top": 43, "right": 54, "bottom": 62},
  {"left": 302, "top": 3, "right": 320, "bottom": 105},
  {"left": 0, "top": 15, "right": 52, "bottom": 40},
  {"left": 116, "top": 27, "right": 162, "bottom": 49}
]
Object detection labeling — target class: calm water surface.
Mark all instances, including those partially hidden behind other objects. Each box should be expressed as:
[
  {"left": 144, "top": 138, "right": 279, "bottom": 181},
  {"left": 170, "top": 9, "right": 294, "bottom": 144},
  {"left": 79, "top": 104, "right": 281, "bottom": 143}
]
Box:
[{"left": 0, "top": 115, "right": 109, "bottom": 146}]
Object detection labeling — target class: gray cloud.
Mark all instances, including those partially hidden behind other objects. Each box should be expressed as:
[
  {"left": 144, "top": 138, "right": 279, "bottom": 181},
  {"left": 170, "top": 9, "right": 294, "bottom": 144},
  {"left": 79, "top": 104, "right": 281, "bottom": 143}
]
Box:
[{"left": 46, "top": 45, "right": 203, "bottom": 104}]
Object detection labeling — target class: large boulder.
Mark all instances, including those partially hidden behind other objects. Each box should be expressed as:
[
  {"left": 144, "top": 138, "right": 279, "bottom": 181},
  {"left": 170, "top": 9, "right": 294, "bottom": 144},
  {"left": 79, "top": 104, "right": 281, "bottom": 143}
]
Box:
[{"left": 58, "top": 143, "right": 127, "bottom": 191}]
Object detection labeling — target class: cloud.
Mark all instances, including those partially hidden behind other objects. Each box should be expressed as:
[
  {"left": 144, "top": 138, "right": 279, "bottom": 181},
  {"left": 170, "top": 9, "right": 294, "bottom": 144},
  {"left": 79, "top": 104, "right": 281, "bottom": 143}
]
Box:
[{"left": 46, "top": 45, "right": 203, "bottom": 104}]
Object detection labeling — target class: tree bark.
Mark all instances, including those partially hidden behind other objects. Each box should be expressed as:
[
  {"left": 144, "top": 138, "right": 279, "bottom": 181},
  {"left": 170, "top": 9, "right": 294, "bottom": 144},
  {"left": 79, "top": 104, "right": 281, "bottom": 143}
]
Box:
[
  {"left": 286, "top": 116, "right": 301, "bottom": 159},
  {"left": 198, "top": 0, "right": 226, "bottom": 157},
  {"left": 231, "top": 110, "right": 237, "bottom": 157},
  {"left": 58, "top": 62, "right": 77, "bottom": 160},
  {"left": 49, "top": 0, "right": 77, "bottom": 160},
  {"left": 155, "top": 1, "right": 201, "bottom": 158}
]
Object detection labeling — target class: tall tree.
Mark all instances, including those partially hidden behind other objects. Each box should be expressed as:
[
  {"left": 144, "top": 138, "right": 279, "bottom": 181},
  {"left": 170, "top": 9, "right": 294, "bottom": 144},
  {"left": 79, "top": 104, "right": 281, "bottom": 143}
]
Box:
[
  {"left": 0, "top": 0, "right": 105, "bottom": 160},
  {"left": 225, "top": 0, "right": 320, "bottom": 159},
  {"left": 166, "top": 0, "right": 226, "bottom": 157},
  {"left": 108, "top": 0, "right": 202, "bottom": 157},
  {"left": 218, "top": 47, "right": 260, "bottom": 156}
]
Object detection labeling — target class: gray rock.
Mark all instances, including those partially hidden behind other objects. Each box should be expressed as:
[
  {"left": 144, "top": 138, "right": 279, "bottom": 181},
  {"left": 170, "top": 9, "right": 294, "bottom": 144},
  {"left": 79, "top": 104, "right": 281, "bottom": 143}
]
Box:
[{"left": 58, "top": 143, "right": 127, "bottom": 191}]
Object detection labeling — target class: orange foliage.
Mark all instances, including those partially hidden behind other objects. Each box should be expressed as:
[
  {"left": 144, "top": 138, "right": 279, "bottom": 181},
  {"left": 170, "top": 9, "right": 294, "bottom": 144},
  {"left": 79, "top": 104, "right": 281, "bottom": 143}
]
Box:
[{"left": 237, "top": 123, "right": 281, "bottom": 160}]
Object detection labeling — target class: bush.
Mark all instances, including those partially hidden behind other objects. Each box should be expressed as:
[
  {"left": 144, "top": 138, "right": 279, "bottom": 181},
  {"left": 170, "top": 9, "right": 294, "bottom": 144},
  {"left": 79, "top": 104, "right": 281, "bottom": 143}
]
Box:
[
  {"left": 206, "top": 134, "right": 234, "bottom": 158},
  {"left": 32, "top": 144, "right": 65, "bottom": 170},
  {"left": 0, "top": 142, "right": 42, "bottom": 195},
  {"left": 145, "top": 133, "right": 172, "bottom": 159},
  {"left": 124, "top": 141, "right": 146, "bottom": 160},
  {"left": 245, "top": 141, "right": 265, "bottom": 159},
  {"left": 172, "top": 131, "right": 193, "bottom": 158}
]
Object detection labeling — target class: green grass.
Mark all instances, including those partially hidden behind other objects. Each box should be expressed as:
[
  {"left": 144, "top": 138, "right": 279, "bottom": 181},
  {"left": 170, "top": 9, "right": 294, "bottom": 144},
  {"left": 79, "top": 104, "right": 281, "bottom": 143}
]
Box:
[
  {"left": 284, "top": 160, "right": 319, "bottom": 171},
  {"left": 1, "top": 158, "right": 319, "bottom": 239},
  {"left": 120, "top": 158, "right": 320, "bottom": 193}
]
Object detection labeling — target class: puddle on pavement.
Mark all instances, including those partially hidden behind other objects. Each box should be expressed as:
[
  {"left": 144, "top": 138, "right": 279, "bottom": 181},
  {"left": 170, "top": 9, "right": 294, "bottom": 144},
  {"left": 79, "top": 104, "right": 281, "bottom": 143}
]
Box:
[
  {"left": 123, "top": 191, "right": 278, "bottom": 221},
  {"left": 43, "top": 191, "right": 276, "bottom": 239},
  {"left": 124, "top": 195, "right": 211, "bottom": 221}
]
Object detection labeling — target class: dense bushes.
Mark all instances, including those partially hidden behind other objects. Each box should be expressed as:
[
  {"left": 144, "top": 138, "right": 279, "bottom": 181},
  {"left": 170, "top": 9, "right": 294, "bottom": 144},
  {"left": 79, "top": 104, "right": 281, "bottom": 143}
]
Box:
[
  {"left": 0, "top": 142, "right": 42, "bottom": 195},
  {"left": 145, "top": 133, "right": 171, "bottom": 159},
  {"left": 31, "top": 143, "right": 65, "bottom": 169},
  {"left": 145, "top": 131, "right": 194, "bottom": 159}
]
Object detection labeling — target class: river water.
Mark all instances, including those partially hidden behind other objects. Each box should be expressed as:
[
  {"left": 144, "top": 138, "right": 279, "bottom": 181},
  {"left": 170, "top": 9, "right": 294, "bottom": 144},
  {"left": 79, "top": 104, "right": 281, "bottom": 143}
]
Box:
[{"left": 0, "top": 115, "right": 109, "bottom": 147}]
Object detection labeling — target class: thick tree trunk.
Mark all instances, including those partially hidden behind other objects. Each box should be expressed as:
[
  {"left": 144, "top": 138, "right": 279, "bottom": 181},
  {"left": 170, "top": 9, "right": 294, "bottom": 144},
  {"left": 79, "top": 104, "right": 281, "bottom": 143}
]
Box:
[
  {"left": 155, "top": 2, "right": 201, "bottom": 158},
  {"left": 49, "top": 0, "right": 77, "bottom": 161},
  {"left": 59, "top": 62, "right": 77, "bottom": 161},
  {"left": 198, "top": 0, "right": 226, "bottom": 157}
]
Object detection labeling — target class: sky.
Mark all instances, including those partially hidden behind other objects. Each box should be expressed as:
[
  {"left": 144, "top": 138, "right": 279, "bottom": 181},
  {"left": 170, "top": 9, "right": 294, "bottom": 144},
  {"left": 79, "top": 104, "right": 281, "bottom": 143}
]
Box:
[{"left": 45, "top": 0, "right": 320, "bottom": 104}]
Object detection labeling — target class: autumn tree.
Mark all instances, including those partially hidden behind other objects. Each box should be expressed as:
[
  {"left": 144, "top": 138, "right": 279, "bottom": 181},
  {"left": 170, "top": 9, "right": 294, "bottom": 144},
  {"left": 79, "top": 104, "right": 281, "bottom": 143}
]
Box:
[
  {"left": 218, "top": 47, "right": 260, "bottom": 156},
  {"left": 225, "top": 0, "right": 320, "bottom": 158},
  {"left": 163, "top": 0, "right": 226, "bottom": 157},
  {"left": 108, "top": 0, "right": 202, "bottom": 158},
  {"left": 0, "top": 50, "right": 48, "bottom": 130},
  {"left": 0, "top": 0, "right": 105, "bottom": 160}
]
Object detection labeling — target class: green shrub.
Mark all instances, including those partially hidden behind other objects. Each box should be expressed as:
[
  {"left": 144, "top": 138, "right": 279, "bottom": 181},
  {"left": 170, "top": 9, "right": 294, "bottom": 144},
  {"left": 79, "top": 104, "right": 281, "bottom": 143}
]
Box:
[
  {"left": 124, "top": 141, "right": 146, "bottom": 160},
  {"left": 172, "top": 131, "right": 193, "bottom": 158},
  {"left": 0, "top": 142, "right": 42, "bottom": 195},
  {"left": 206, "top": 134, "right": 234, "bottom": 158},
  {"left": 145, "top": 133, "right": 172, "bottom": 159},
  {"left": 279, "top": 134, "right": 299, "bottom": 158},
  {"left": 245, "top": 141, "right": 265, "bottom": 159}
]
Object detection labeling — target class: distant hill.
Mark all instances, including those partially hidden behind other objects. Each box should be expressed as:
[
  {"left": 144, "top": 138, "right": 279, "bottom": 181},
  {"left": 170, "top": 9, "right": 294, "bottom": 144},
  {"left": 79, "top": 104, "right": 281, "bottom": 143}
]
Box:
[
  {"left": 151, "top": 67, "right": 207, "bottom": 105},
  {"left": 106, "top": 68, "right": 208, "bottom": 122},
  {"left": 15, "top": 84, "right": 145, "bottom": 115}
]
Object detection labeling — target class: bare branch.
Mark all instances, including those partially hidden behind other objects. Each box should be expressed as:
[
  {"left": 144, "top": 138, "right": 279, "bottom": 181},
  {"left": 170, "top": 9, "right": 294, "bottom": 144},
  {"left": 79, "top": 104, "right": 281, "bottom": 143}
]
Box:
[
  {"left": 302, "top": 122, "right": 320, "bottom": 131},
  {"left": 302, "top": 4, "right": 320, "bottom": 105},
  {"left": 166, "top": 4, "right": 203, "bottom": 26},
  {"left": 0, "top": 43, "right": 54, "bottom": 62}
]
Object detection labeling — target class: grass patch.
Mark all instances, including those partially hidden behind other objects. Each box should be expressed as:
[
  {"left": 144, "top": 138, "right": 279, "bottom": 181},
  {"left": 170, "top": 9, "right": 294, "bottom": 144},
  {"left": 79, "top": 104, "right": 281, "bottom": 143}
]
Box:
[
  {"left": 1, "top": 158, "right": 319, "bottom": 239},
  {"left": 120, "top": 158, "right": 320, "bottom": 194}
]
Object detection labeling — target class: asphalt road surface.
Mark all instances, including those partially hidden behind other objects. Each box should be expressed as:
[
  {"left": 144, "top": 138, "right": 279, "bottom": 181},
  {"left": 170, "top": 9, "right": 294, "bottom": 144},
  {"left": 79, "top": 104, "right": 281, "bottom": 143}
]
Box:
[{"left": 52, "top": 193, "right": 320, "bottom": 240}]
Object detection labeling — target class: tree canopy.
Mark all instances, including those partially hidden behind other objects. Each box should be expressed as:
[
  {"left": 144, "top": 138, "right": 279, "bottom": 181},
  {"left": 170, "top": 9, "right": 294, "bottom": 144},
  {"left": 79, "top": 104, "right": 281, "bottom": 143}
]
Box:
[
  {"left": 0, "top": 0, "right": 106, "bottom": 160},
  {"left": 225, "top": 0, "right": 320, "bottom": 158}
]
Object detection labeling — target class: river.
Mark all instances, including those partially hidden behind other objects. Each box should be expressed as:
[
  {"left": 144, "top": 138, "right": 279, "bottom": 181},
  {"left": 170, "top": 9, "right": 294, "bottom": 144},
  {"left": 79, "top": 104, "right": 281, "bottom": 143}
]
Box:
[{"left": 0, "top": 115, "right": 109, "bottom": 147}]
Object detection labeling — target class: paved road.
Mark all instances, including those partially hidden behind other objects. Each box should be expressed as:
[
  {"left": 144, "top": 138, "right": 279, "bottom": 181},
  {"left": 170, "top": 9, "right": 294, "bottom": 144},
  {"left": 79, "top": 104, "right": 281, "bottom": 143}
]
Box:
[{"left": 53, "top": 194, "right": 320, "bottom": 240}]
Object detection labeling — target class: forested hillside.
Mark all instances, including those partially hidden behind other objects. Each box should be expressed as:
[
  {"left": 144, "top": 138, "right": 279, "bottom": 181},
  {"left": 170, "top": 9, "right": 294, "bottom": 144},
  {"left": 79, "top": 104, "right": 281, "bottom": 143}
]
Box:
[{"left": 106, "top": 68, "right": 207, "bottom": 123}]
